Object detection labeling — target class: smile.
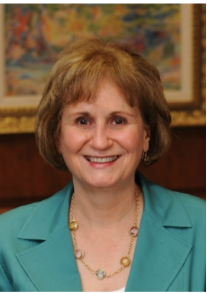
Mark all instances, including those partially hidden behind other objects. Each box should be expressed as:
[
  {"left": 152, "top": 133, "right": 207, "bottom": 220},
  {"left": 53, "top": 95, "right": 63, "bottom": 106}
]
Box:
[{"left": 86, "top": 156, "right": 118, "bottom": 163}]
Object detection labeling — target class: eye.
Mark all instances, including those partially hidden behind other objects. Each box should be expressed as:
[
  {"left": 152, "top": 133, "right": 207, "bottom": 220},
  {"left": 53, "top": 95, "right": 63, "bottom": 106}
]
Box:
[
  {"left": 111, "top": 116, "right": 127, "bottom": 125},
  {"left": 78, "top": 118, "right": 88, "bottom": 125},
  {"left": 75, "top": 117, "right": 93, "bottom": 127}
]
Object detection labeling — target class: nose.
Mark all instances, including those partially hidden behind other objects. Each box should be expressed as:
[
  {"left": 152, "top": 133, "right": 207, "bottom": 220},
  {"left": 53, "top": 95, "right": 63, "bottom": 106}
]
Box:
[{"left": 90, "top": 122, "right": 113, "bottom": 150}]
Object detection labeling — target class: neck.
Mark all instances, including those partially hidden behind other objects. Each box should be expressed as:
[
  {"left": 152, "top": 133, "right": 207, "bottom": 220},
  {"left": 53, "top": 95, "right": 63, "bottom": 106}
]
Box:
[{"left": 71, "top": 177, "right": 142, "bottom": 228}]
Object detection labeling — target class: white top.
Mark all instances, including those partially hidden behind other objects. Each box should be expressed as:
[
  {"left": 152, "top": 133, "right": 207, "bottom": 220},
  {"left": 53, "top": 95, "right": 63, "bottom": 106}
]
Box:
[{"left": 112, "top": 287, "right": 125, "bottom": 292}]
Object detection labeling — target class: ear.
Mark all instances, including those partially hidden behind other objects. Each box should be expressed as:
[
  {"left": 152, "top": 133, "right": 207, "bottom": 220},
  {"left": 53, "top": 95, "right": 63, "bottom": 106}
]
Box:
[{"left": 143, "top": 124, "right": 150, "bottom": 152}]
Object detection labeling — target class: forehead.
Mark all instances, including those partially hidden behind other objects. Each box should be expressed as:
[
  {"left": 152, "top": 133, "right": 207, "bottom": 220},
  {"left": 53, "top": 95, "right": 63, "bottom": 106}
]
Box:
[
  {"left": 92, "top": 81, "right": 130, "bottom": 107},
  {"left": 65, "top": 80, "right": 136, "bottom": 108},
  {"left": 62, "top": 83, "right": 141, "bottom": 120},
  {"left": 66, "top": 80, "right": 130, "bottom": 105}
]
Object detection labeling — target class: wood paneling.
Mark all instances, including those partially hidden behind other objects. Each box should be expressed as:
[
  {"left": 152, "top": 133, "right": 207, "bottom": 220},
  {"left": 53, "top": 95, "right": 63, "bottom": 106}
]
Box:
[
  {"left": 0, "top": 126, "right": 205, "bottom": 214},
  {"left": 139, "top": 126, "right": 206, "bottom": 198},
  {"left": 0, "top": 133, "right": 71, "bottom": 212}
]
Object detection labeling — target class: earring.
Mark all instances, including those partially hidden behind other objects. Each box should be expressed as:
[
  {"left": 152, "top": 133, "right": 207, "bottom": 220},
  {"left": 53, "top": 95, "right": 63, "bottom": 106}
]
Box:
[{"left": 142, "top": 152, "right": 151, "bottom": 165}]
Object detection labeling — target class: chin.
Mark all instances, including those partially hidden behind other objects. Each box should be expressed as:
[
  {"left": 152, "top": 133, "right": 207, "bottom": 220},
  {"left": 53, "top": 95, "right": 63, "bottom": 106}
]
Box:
[
  {"left": 85, "top": 175, "right": 118, "bottom": 189},
  {"left": 89, "top": 180, "right": 114, "bottom": 188}
]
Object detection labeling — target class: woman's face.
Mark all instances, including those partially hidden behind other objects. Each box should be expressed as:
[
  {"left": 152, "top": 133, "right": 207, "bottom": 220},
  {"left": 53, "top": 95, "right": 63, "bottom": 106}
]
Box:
[{"left": 59, "top": 81, "right": 150, "bottom": 189}]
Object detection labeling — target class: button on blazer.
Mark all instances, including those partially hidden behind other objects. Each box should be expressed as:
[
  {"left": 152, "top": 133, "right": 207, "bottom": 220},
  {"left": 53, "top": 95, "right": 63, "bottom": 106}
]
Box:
[{"left": 0, "top": 173, "right": 205, "bottom": 292}]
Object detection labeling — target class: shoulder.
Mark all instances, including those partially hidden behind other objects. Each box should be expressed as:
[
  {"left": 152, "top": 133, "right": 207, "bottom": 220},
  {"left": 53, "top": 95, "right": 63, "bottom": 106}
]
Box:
[
  {"left": 176, "top": 191, "right": 205, "bottom": 218},
  {"left": 158, "top": 182, "right": 205, "bottom": 217},
  {"left": 157, "top": 183, "right": 205, "bottom": 225},
  {"left": 137, "top": 172, "right": 206, "bottom": 229},
  {"left": 0, "top": 181, "right": 73, "bottom": 238},
  {"left": 173, "top": 192, "right": 206, "bottom": 243},
  {"left": 0, "top": 203, "right": 37, "bottom": 237},
  {"left": 139, "top": 171, "right": 205, "bottom": 209}
]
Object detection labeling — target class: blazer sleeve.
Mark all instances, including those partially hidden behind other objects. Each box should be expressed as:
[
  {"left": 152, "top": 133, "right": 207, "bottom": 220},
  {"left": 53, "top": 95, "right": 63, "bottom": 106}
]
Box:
[{"left": 0, "top": 262, "right": 12, "bottom": 291}]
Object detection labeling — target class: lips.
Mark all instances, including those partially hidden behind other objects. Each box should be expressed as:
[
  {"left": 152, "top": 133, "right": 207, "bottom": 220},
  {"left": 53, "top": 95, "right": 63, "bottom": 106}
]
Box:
[{"left": 85, "top": 156, "right": 118, "bottom": 163}]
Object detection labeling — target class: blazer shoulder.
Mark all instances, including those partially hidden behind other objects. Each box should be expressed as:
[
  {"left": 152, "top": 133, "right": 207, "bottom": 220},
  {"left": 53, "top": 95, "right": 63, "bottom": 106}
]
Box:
[
  {"left": 158, "top": 184, "right": 206, "bottom": 231},
  {"left": 0, "top": 202, "right": 37, "bottom": 235},
  {"left": 0, "top": 181, "right": 73, "bottom": 237},
  {"left": 138, "top": 172, "right": 205, "bottom": 230},
  {"left": 176, "top": 191, "right": 206, "bottom": 225},
  {"left": 154, "top": 181, "right": 206, "bottom": 224}
]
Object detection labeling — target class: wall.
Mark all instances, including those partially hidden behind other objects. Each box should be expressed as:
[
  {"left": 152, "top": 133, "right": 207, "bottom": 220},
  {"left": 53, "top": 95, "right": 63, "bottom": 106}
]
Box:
[
  {"left": 0, "top": 125, "right": 205, "bottom": 214},
  {"left": 140, "top": 126, "right": 206, "bottom": 198}
]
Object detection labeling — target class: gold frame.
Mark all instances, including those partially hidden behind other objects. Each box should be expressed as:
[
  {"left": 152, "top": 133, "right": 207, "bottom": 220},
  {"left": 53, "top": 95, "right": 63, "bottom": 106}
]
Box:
[{"left": 0, "top": 4, "right": 205, "bottom": 134}]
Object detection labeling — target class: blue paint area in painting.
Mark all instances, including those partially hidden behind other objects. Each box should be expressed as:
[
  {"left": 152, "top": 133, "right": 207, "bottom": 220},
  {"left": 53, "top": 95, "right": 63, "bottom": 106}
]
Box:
[{"left": 20, "top": 74, "right": 30, "bottom": 79}]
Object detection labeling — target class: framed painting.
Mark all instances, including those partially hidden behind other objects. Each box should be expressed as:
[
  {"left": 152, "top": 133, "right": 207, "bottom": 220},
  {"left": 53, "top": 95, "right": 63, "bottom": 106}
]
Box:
[{"left": 0, "top": 4, "right": 205, "bottom": 134}]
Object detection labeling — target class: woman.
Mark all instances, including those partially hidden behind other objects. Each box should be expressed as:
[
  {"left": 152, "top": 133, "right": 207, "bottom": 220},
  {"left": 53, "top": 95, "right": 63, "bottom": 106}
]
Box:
[{"left": 0, "top": 36, "right": 205, "bottom": 292}]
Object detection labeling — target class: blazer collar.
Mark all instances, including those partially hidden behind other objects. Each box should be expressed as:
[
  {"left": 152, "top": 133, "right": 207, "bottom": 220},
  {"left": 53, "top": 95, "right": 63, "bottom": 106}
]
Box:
[{"left": 17, "top": 173, "right": 192, "bottom": 292}]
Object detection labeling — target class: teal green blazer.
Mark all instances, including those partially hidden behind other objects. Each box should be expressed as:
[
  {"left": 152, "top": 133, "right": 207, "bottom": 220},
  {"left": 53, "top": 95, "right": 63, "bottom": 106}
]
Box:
[{"left": 0, "top": 173, "right": 205, "bottom": 292}]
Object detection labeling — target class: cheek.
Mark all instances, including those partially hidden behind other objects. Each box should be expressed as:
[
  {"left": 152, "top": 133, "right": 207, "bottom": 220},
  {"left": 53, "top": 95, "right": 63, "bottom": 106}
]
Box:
[
  {"left": 117, "top": 129, "right": 144, "bottom": 152},
  {"left": 59, "top": 128, "right": 89, "bottom": 154}
]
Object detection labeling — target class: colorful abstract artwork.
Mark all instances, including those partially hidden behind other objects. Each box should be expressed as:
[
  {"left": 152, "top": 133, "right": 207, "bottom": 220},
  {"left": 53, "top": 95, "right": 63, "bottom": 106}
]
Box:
[{"left": 4, "top": 4, "right": 181, "bottom": 97}]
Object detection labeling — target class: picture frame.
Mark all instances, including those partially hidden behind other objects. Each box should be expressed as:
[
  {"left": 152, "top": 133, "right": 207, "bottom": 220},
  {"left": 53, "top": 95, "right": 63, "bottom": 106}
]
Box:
[{"left": 0, "top": 4, "right": 205, "bottom": 134}]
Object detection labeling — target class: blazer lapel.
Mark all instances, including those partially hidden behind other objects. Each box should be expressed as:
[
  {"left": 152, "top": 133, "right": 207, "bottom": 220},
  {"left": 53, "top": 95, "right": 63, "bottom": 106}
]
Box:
[
  {"left": 17, "top": 227, "right": 82, "bottom": 292},
  {"left": 16, "top": 182, "right": 82, "bottom": 292},
  {"left": 126, "top": 211, "right": 192, "bottom": 292},
  {"left": 125, "top": 173, "right": 193, "bottom": 292}
]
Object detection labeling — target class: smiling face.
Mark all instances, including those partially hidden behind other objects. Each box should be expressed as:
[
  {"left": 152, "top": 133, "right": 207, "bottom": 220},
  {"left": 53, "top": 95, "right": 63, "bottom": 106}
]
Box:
[{"left": 59, "top": 81, "right": 150, "bottom": 190}]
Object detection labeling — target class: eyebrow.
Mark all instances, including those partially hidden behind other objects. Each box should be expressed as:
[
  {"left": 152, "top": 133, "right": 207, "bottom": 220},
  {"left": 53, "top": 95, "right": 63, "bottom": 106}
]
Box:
[
  {"left": 70, "top": 112, "right": 91, "bottom": 116},
  {"left": 69, "top": 111, "right": 135, "bottom": 117},
  {"left": 109, "top": 111, "right": 135, "bottom": 117}
]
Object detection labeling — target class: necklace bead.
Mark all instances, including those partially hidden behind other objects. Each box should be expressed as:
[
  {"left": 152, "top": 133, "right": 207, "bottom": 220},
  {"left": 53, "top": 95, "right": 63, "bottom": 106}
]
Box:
[
  {"left": 75, "top": 249, "right": 85, "bottom": 259},
  {"left": 69, "top": 220, "right": 79, "bottom": 231},
  {"left": 95, "top": 269, "right": 106, "bottom": 280},
  {"left": 120, "top": 256, "right": 131, "bottom": 267},
  {"left": 129, "top": 226, "right": 139, "bottom": 237}
]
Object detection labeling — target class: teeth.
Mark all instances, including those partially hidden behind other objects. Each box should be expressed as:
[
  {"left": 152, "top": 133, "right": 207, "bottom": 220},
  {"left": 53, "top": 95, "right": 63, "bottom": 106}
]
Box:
[{"left": 87, "top": 156, "right": 118, "bottom": 163}]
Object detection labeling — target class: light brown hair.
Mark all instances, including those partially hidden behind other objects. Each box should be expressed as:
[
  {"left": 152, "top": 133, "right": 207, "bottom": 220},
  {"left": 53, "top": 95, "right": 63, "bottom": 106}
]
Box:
[{"left": 35, "top": 35, "right": 171, "bottom": 171}]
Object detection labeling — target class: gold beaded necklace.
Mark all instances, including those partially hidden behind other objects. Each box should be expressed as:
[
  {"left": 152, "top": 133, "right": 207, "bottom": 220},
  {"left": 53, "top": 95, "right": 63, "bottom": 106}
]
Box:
[{"left": 69, "top": 190, "right": 139, "bottom": 280}]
